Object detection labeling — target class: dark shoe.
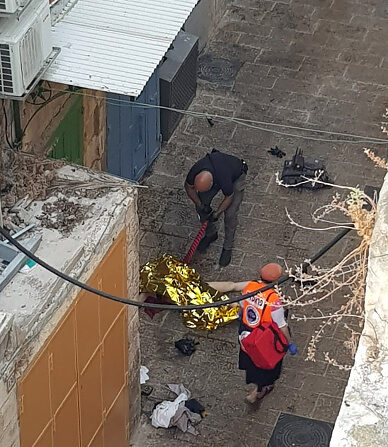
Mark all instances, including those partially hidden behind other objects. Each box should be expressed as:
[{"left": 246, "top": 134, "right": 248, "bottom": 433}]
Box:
[
  {"left": 219, "top": 249, "right": 232, "bottom": 267},
  {"left": 197, "top": 233, "right": 218, "bottom": 253}
]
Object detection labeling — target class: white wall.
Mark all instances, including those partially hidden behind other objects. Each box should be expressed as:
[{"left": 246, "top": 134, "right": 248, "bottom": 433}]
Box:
[{"left": 330, "top": 172, "right": 388, "bottom": 446}]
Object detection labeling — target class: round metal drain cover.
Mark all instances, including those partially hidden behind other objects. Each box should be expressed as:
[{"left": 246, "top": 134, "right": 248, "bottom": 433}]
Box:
[
  {"left": 197, "top": 55, "right": 241, "bottom": 83},
  {"left": 269, "top": 413, "right": 333, "bottom": 447}
]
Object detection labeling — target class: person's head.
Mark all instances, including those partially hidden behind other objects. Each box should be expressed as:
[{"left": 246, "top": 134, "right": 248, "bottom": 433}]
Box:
[
  {"left": 260, "top": 263, "right": 283, "bottom": 283},
  {"left": 194, "top": 170, "right": 213, "bottom": 192}
]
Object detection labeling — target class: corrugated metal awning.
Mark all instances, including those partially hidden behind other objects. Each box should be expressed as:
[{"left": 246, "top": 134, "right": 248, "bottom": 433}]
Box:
[{"left": 44, "top": 0, "right": 199, "bottom": 97}]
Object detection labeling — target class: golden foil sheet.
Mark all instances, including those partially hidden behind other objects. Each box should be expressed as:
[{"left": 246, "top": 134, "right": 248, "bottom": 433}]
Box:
[{"left": 140, "top": 254, "right": 239, "bottom": 330}]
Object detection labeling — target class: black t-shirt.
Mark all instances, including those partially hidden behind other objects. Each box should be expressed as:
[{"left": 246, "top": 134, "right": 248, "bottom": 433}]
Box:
[{"left": 186, "top": 151, "right": 243, "bottom": 196}]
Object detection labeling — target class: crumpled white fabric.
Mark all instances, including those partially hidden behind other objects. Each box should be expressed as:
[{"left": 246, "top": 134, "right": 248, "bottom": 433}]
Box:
[
  {"left": 151, "top": 384, "right": 201, "bottom": 435},
  {"left": 140, "top": 366, "right": 149, "bottom": 384}
]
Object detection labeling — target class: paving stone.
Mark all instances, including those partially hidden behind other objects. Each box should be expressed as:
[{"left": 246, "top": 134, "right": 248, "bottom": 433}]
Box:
[
  {"left": 347, "top": 64, "right": 388, "bottom": 86},
  {"left": 301, "top": 374, "right": 348, "bottom": 397},
  {"left": 257, "top": 49, "right": 305, "bottom": 70},
  {"left": 315, "top": 19, "right": 369, "bottom": 42},
  {"left": 133, "top": 0, "right": 388, "bottom": 445},
  {"left": 262, "top": 2, "right": 317, "bottom": 33},
  {"left": 313, "top": 394, "right": 343, "bottom": 423}
]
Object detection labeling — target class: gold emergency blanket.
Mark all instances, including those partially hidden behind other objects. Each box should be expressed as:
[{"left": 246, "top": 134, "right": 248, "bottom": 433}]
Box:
[{"left": 140, "top": 254, "right": 239, "bottom": 330}]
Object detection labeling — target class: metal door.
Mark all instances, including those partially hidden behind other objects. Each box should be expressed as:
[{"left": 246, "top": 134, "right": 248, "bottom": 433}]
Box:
[
  {"left": 47, "top": 95, "right": 84, "bottom": 165},
  {"left": 106, "top": 70, "right": 161, "bottom": 181}
]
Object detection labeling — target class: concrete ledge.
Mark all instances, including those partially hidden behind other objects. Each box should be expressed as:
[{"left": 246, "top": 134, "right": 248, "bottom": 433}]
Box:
[{"left": 331, "top": 171, "right": 388, "bottom": 446}]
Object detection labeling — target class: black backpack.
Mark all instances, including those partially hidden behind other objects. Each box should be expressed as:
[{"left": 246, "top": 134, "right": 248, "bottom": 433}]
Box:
[{"left": 280, "top": 149, "right": 331, "bottom": 189}]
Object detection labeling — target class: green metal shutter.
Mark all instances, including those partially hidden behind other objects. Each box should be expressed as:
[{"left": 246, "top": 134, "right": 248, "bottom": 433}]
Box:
[{"left": 47, "top": 95, "right": 84, "bottom": 165}]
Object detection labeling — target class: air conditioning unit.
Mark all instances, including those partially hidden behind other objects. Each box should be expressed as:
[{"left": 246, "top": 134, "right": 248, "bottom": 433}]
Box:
[
  {"left": 0, "top": 0, "right": 52, "bottom": 97},
  {"left": 0, "top": 0, "right": 22, "bottom": 15},
  {"left": 159, "top": 31, "right": 199, "bottom": 142}
]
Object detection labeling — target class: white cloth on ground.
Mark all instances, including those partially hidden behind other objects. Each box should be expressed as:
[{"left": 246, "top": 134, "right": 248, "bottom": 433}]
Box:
[
  {"left": 151, "top": 384, "right": 201, "bottom": 435},
  {"left": 140, "top": 366, "right": 149, "bottom": 384}
]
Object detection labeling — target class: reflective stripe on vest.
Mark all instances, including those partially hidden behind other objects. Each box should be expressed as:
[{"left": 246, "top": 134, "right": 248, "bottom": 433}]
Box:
[{"left": 242, "top": 281, "right": 279, "bottom": 329}]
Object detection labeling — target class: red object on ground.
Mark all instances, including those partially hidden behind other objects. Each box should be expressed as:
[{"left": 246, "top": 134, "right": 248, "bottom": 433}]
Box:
[
  {"left": 144, "top": 295, "right": 168, "bottom": 318},
  {"left": 241, "top": 321, "right": 289, "bottom": 369},
  {"left": 183, "top": 221, "right": 209, "bottom": 265}
]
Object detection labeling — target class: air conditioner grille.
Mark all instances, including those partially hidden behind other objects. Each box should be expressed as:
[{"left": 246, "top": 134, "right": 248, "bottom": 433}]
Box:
[
  {"left": 167, "top": 43, "right": 198, "bottom": 137},
  {"left": 20, "top": 26, "right": 41, "bottom": 88},
  {"left": 160, "top": 33, "right": 198, "bottom": 142},
  {"left": 0, "top": 45, "right": 13, "bottom": 94},
  {"left": 0, "top": 1, "right": 5, "bottom": 11}
]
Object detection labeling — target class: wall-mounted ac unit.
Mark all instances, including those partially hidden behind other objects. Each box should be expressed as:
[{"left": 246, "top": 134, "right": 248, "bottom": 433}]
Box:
[
  {"left": 0, "top": 0, "right": 52, "bottom": 97},
  {"left": 159, "top": 31, "right": 199, "bottom": 142},
  {"left": 0, "top": 0, "right": 22, "bottom": 15}
]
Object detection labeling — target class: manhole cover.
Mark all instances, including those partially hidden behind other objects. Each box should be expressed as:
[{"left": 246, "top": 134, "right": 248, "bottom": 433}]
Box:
[
  {"left": 197, "top": 55, "right": 241, "bottom": 84},
  {"left": 268, "top": 413, "right": 333, "bottom": 447}
]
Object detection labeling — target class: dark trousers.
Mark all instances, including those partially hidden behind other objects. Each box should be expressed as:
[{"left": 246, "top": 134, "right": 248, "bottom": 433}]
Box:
[{"left": 196, "top": 173, "right": 246, "bottom": 250}]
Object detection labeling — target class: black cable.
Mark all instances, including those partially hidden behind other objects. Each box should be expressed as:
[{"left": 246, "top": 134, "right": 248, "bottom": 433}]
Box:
[
  {"left": 0, "top": 224, "right": 354, "bottom": 311},
  {"left": 21, "top": 91, "right": 67, "bottom": 137},
  {"left": 25, "top": 81, "right": 53, "bottom": 106},
  {"left": 2, "top": 100, "right": 13, "bottom": 149}
]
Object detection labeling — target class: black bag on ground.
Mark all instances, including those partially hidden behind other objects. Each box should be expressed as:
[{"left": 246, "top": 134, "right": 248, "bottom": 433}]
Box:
[
  {"left": 175, "top": 337, "right": 198, "bottom": 356},
  {"left": 281, "top": 149, "right": 331, "bottom": 189}
]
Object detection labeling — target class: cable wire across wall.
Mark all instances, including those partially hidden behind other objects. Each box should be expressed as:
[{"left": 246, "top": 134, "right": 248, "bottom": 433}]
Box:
[{"left": 0, "top": 225, "right": 354, "bottom": 311}]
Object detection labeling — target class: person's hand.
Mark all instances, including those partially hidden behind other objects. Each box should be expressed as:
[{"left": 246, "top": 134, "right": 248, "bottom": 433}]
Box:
[
  {"left": 288, "top": 343, "right": 298, "bottom": 355},
  {"left": 205, "top": 210, "right": 218, "bottom": 223},
  {"left": 197, "top": 204, "right": 213, "bottom": 223}
]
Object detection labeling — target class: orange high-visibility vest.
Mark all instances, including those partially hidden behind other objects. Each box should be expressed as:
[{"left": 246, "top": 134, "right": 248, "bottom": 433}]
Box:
[{"left": 242, "top": 281, "right": 279, "bottom": 329}]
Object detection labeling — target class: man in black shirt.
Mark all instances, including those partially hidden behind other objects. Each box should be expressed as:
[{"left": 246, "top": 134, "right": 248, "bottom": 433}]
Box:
[{"left": 185, "top": 150, "right": 247, "bottom": 267}]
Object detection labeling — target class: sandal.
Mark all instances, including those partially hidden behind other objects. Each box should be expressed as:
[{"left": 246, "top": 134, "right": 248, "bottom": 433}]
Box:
[
  {"left": 245, "top": 386, "right": 259, "bottom": 404},
  {"left": 256, "top": 385, "right": 274, "bottom": 401}
]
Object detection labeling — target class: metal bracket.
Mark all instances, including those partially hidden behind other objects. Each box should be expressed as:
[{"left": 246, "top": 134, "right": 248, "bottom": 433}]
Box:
[
  {"left": 0, "top": 224, "right": 35, "bottom": 261},
  {"left": 0, "top": 236, "right": 41, "bottom": 292},
  {"left": 0, "top": 47, "right": 61, "bottom": 101},
  {"left": 0, "top": 242, "right": 19, "bottom": 263}
]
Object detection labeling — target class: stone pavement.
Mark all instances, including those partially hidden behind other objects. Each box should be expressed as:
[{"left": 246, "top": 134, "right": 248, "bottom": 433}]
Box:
[{"left": 132, "top": 1, "right": 388, "bottom": 446}]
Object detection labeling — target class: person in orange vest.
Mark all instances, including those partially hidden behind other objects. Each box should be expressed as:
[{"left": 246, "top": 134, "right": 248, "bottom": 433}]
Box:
[{"left": 209, "top": 263, "right": 296, "bottom": 403}]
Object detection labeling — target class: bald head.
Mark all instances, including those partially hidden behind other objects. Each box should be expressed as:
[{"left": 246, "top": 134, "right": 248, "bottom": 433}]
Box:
[{"left": 194, "top": 171, "right": 213, "bottom": 192}]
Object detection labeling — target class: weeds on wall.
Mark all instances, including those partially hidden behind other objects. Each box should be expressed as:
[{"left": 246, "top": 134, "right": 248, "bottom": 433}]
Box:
[{"left": 275, "top": 150, "right": 387, "bottom": 370}]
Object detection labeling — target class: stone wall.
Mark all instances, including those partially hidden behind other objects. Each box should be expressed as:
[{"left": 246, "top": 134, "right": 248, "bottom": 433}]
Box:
[
  {"left": 330, "top": 171, "right": 388, "bottom": 446},
  {"left": 83, "top": 89, "right": 107, "bottom": 171},
  {"left": 184, "top": 0, "right": 229, "bottom": 52},
  {"left": 0, "top": 100, "right": 12, "bottom": 150},
  {"left": 0, "top": 168, "right": 140, "bottom": 447},
  {"left": 19, "top": 83, "right": 106, "bottom": 170},
  {"left": 126, "top": 190, "right": 142, "bottom": 434},
  {"left": 20, "top": 82, "right": 75, "bottom": 155}
]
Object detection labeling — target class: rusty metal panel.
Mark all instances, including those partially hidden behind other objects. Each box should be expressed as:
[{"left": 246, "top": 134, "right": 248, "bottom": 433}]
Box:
[
  {"left": 32, "top": 423, "right": 53, "bottom": 447},
  {"left": 79, "top": 348, "right": 103, "bottom": 447},
  {"left": 49, "top": 310, "right": 77, "bottom": 414},
  {"left": 89, "top": 428, "right": 103, "bottom": 447},
  {"left": 75, "top": 284, "right": 100, "bottom": 373},
  {"left": 53, "top": 386, "right": 80, "bottom": 447},
  {"left": 101, "top": 310, "right": 126, "bottom": 413},
  {"left": 19, "top": 350, "right": 51, "bottom": 447},
  {"left": 98, "top": 231, "right": 127, "bottom": 337},
  {"left": 18, "top": 229, "right": 129, "bottom": 447},
  {"left": 103, "top": 387, "right": 128, "bottom": 447}
]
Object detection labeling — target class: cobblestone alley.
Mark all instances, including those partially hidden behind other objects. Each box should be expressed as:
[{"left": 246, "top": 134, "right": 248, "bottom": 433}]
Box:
[{"left": 133, "top": 0, "right": 388, "bottom": 445}]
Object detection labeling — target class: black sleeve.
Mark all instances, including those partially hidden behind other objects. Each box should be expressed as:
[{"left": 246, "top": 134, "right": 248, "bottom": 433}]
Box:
[
  {"left": 218, "top": 174, "right": 234, "bottom": 196},
  {"left": 185, "top": 160, "right": 203, "bottom": 185}
]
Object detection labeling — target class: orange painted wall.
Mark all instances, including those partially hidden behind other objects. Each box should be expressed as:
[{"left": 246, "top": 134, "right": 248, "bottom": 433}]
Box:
[{"left": 18, "top": 230, "right": 129, "bottom": 447}]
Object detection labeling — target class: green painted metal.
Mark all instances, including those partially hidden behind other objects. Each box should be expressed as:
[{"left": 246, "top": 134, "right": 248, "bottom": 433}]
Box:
[{"left": 47, "top": 95, "right": 84, "bottom": 165}]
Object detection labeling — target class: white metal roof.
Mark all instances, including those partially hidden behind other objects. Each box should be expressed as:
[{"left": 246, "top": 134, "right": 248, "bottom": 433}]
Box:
[{"left": 44, "top": 0, "right": 199, "bottom": 97}]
